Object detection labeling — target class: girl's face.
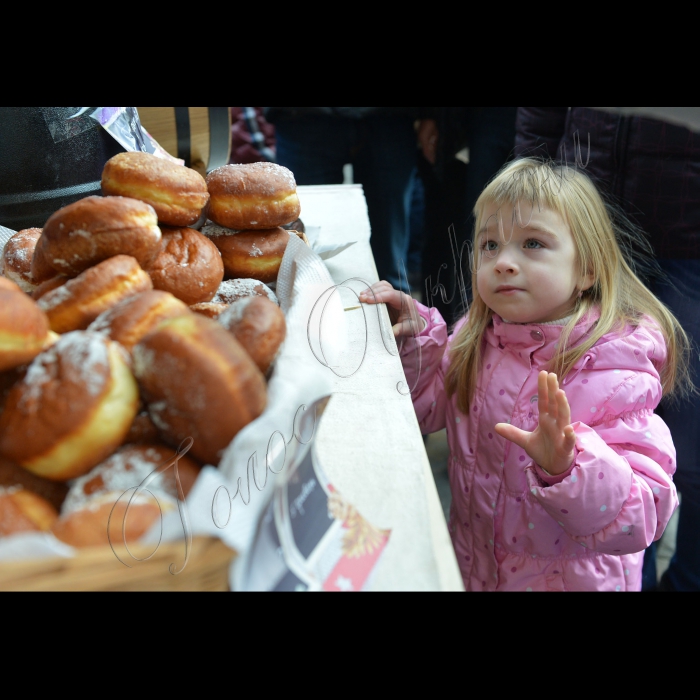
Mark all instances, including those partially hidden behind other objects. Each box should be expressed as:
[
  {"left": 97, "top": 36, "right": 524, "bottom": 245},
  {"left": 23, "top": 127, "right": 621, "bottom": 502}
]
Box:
[{"left": 476, "top": 200, "right": 594, "bottom": 324}]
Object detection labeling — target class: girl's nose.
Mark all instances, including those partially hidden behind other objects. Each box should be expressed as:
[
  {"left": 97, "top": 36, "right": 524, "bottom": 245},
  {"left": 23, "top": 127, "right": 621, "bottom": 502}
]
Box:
[{"left": 493, "top": 253, "right": 518, "bottom": 274}]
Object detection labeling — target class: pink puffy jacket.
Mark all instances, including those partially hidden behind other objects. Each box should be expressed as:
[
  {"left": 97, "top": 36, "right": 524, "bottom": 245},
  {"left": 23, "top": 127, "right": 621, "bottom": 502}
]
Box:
[{"left": 403, "top": 302, "right": 678, "bottom": 592}]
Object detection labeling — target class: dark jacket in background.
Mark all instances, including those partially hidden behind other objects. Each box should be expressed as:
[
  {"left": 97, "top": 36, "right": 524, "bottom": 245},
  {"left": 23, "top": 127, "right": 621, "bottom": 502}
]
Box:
[
  {"left": 265, "top": 107, "right": 422, "bottom": 123},
  {"left": 514, "top": 107, "right": 700, "bottom": 259}
]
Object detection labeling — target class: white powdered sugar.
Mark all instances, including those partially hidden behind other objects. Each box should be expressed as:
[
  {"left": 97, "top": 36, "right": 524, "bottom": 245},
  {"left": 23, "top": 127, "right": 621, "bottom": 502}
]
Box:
[
  {"left": 62, "top": 445, "right": 179, "bottom": 515},
  {"left": 249, "top": 244, "right": 263, "bottom": 257},
  {"left": 68, "top": 229, "right": 91, "bottom": 239},
  {"left": 211, "top": 278, "right": 278, "bottom": 305},
  {"left": 217, "top": 296, "right": 254, "bottom": 328},
  {"left": 2, "top": 267, "right": 35, "bottom": 293},
  {"left": 209, "top": 161, "right": 297, "bottom": 189},
  {"left": 37, "top": 281, "right": 74, "bottom": 311},
  {"left": 19, "top": 331, "right": 110, "bottom": 409}
]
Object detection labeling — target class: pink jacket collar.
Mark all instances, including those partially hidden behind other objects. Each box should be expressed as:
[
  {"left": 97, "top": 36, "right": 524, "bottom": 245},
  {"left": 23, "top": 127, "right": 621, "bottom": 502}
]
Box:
[{"left": 485, "top": 307, "right": 602, "bottom": 359}]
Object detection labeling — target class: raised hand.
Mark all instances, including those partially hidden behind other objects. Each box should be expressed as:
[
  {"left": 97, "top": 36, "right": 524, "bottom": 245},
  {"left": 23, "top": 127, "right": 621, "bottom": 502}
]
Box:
[
  {"left": 494, "top": 370, "right": 576, "bottom": 476},
  {"left": 358, "top": 281, "right": 425, "bottom": 337}
]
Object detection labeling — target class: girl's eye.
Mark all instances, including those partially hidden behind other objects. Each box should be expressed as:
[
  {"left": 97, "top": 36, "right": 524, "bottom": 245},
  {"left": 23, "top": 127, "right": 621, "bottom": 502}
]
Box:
[
  {"left": 524, "top": 239, "right": 543, "bottom": 249},
  {"left": 480, "top": 240, "right": 498, "bottom": 251}
]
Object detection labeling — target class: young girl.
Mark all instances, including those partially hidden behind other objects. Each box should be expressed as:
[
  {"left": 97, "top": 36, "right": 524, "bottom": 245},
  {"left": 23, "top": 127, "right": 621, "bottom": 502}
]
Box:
[{"left": 359, "top": 157, "right": 693, "bottom": 592}]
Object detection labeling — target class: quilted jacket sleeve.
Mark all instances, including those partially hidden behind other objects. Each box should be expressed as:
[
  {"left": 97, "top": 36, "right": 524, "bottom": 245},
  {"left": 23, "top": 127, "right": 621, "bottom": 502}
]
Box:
[
  {"left": 514, "top": 107, "right": 568, "bottom": 160},
  {"left": 525, "top": 359, "right": 678, "bottom": 555},
  {"left": 399, "top": 300, "right": 453, "bottom": 435}
]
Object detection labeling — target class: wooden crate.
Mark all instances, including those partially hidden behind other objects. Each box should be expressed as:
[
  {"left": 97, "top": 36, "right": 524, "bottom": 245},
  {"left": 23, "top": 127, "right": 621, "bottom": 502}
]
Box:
[{"left": 0, "top": 536, "right": 236, "bottom": 592}]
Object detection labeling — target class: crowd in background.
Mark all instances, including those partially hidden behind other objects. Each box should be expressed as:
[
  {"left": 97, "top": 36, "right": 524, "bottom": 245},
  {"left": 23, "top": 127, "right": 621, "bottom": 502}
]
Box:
[{"left": 228, "top": 106, "right": 700, "bottom": 592}]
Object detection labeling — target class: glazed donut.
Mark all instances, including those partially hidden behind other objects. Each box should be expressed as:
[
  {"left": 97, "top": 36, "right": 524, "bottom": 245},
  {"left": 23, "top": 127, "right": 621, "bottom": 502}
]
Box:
[
  {"left": 144, "top": 226, "right": 224, "bottom": 305},
  {"left": 189, "top": 302, "right": 229, "bottom": 319},
  {"left": 31, "top": 275, "right": 68, "bottom": 301},
  {"left": 0, "top": 331, "right": 140, "bottom": 481},
  {"left": 205, "top": 162, "right": 301, "bottom": 230},
  {"left": 30, "top": 233, "right": 58, "bottom": 286},
  {"left": 204, "top": 227, "right": 290, "bottom": 283},
  {"left": 101, "top": 151, "right": 210, "bottom": 227},
  {"left": 87, "top": 289, "right": 191, "bottom": 352},
  {"left": 42, "top": 195, "right": 162, "bottom": 276},
  {"left": 0, "top": 456, "right": 68, "bottom": 512},
  {"left": 2, "top": 228, "right": 42, "bottom": 292},
  {"left": 37, "top": 255, "right": 153, "bottom": 334},
  {"left": 211, "top": 278, "right": 279, "bottom": 306},
  {"left": 132, "top": 313, "right": 267, "bottom": 466},
  {"left": 0, "top": 486, "right": 58, "bottom": 536},
  {"left": 0, "top": 289, "right": 51, "bottom": 372},
  {"left": 217, "top": 296, "right": 286, "bottom": 375}
]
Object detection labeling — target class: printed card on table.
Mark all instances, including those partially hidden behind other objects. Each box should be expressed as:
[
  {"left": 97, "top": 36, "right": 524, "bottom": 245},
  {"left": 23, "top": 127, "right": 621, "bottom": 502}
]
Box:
[{"left": 241, "top": 440, "right": 390, "bottom": 592}]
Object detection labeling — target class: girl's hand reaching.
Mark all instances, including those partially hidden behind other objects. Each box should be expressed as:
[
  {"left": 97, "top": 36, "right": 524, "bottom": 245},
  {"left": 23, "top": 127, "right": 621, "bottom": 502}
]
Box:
[
  {"left": 358, "top": 281, "right": 426, "bottom": 337},
  {"left": 494, "top": 371, "right": 576, "bottom": 476}
]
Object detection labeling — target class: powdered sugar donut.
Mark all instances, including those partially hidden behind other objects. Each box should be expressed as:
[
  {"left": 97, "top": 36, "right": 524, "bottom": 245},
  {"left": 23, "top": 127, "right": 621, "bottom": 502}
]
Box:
[
  {"left": 217, "top": 295, "right": 286, "bottom": 375},
  {"left": 205, "top": 227, "right": 290, "bottom": 283},
  {"left": 0, "top": 331, "right": 139, "bottom": 481},
  {"left": 205, "top": 162, "right": 301, "bottom": 230},
  {"left": 210, "top": 278, "right": 278, "bottom": 305},
  {"left": 2, "top": 228, "right": 42, "bottom": 292}
]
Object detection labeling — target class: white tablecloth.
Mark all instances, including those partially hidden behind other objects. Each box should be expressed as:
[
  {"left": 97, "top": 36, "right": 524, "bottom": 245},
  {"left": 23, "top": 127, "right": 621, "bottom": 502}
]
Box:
[{"left": 298, "top": 184, "right": 463, "bottom": 591}]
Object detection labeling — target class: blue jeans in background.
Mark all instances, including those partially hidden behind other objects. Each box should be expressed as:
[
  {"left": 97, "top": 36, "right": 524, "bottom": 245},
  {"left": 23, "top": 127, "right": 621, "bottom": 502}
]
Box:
[
  {"left": 274, "top": 113, "right": 417, "bottom": 293},
  {"left": 642, "top": 259, "right": 700, "bottom": 591}
]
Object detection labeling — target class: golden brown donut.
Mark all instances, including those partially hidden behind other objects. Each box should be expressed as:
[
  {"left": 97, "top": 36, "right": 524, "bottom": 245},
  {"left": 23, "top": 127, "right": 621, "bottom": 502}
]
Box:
[
  {"left": 51, "top": 495, "right": 172, "bottom": 548},
  {"left": 189, "top": 302, "right": 229, "bottom": 319},
  {"left": 144, "top": 226, "right": 224, "bottom": 305},
  {"left": 2, "top": 228, "right": 42, "bottom": 292},
  {"left": 60, "top": 442, "right": 200, "bottom": 514},
  {"left": 101, "top": 151, "right": 210, "bottom": 227},
  {"left": 124, "top": 410, "right": 161, "bottom": 445},
  {"left": 0, "top": 289, "right": 51, "bottom": 372},
  {"left": 205, "top": 162, "right": 301, "bottom": 230},
  {"left": 87, "top": 289, "right": 191, "bottom": 352},
  {"left": 0, "top": 331, "right": 140, "bottom": 481},
  {"left": 217, "top": 296, "right": 287, "bottom": 375},
  {"left": 31, "top": 275, "right": 69, "bottom": 301},
  {"left": 42, "top": 195, "right": 162, "bottom": 276},
  {"left": 37, "top": 255, "right": 153, "bottom": 334},
  {"left": 210, "top": 278, "right": 279, "bottom": 305},
  {"left": 205, "top": 227, "right": 290, "bottom": 283},
  {"left": 132, "top": 313, "right": 267, "bottom": 465},
  {"left": 30, "top": 233, "right": 58, "bottom": 286},
  {"left": 0, "top": 486, "right": 58, "bottom": 536},
  {"left": 0, "top": 456, "right": 69, "bottom": 512}
]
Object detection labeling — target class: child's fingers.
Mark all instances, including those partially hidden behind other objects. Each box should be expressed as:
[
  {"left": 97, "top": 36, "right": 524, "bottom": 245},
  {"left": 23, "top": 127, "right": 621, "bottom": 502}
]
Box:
[
  {"left": 556, "top": 389, "right": 572, "bottom": 430},
  {"left": 392, "top": 318, "right": 421, "bottom": 337},
  {"left": 563, "top": 425, "right": 576, "bottom": 451},
  {"left": 494, "top": 422, "right": 530, "bottom": 450},
  {"left": 359, "top": 281, "right": 396, "bottom": 304},
  {"left": 547, "top": 372, "right": 560, "bottom": 417},
  {"left": 538, "top": 371, "right": 555, "bottom": 420}
]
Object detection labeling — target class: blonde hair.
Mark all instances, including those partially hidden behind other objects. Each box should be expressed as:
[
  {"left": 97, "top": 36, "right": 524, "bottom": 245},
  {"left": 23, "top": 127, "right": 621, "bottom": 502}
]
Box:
[{"left": 445, "top": 157, "right": 695, "bottom": 413}]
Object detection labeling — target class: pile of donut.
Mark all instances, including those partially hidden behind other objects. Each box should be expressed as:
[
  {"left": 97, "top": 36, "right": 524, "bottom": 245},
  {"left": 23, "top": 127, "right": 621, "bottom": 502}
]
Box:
[{"left": 0, "top": 151, "right": 306, "bottom": 549}]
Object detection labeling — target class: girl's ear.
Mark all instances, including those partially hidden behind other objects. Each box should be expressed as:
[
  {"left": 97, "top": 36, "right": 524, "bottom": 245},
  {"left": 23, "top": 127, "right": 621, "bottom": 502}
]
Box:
[{"left": 579, "top": 269, "right": 595, "bottom": 292}]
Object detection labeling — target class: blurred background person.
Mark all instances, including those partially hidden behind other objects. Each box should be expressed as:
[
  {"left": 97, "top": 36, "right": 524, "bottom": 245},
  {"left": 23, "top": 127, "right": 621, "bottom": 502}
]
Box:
[
  {"left": 229, "top": 107, "right": 276, "bottom": 164},
  {"left": 416, "top": 108, "right": 518, "bottom": 326},
  {"left": 264, "top": 107, "right": 420, "bottom": 293},
  {"left": 514, "top": 106, "right": 700, "bottom": 591}
]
